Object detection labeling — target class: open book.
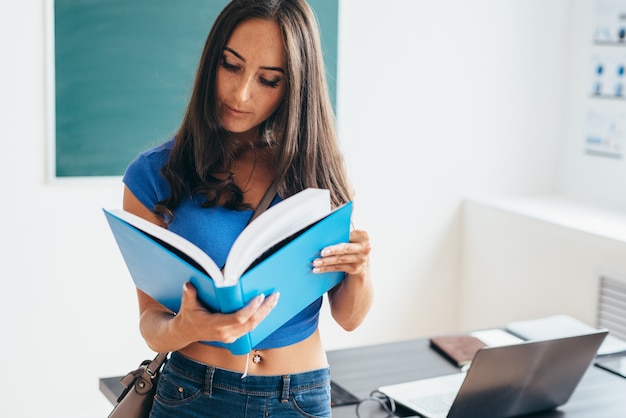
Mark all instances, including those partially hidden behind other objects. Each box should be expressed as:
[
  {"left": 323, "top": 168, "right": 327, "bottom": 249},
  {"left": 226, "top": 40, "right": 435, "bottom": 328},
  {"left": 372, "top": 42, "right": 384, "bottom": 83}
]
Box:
[{"left": 104, "top": 188, "right": 352, "bottom": 355}]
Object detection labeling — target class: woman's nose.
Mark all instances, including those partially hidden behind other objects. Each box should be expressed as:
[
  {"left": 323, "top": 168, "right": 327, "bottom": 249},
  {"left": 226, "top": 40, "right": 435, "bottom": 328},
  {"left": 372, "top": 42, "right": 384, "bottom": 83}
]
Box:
[{"left": 233, "top": 75, "right": 253, "bottom": 103}]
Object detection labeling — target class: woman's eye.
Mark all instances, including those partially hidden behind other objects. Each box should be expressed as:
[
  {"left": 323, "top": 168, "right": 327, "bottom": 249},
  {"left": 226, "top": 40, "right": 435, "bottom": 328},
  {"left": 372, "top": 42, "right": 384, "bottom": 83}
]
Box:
[
  {"left": 260, "top": 77, "right": 282, "bottom": 88},
  {"left": 221, "top": 57, "right": 239, "bottom": 72}
]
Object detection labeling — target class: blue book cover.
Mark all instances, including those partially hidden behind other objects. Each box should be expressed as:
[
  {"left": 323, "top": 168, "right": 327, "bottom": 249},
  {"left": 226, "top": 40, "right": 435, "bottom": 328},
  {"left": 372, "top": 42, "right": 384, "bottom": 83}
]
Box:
[{"left": 103, "top": 189, "right": 352, "bottom": 355}]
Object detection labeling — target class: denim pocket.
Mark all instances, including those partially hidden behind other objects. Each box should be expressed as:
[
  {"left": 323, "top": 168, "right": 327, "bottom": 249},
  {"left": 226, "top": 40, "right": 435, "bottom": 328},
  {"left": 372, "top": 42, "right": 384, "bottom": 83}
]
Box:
[
  {"left": 154, "top": 365, "right": 203, "bottom": 407},
  {"left": 289, "top": 384, "right": 331, "bottom": 418}
]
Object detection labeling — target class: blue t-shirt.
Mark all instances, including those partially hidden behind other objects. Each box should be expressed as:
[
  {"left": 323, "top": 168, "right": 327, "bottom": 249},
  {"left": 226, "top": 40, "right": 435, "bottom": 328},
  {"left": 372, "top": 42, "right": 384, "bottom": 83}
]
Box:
[{"left": 123, "top": 139, "right": 322, "bottom": 350}]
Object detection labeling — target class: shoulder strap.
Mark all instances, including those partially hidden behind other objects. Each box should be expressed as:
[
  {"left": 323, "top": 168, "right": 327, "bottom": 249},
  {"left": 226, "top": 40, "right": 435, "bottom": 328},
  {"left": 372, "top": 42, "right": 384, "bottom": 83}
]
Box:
[{"left": 248, "top": 181, "right": 277, "bottom": 224}]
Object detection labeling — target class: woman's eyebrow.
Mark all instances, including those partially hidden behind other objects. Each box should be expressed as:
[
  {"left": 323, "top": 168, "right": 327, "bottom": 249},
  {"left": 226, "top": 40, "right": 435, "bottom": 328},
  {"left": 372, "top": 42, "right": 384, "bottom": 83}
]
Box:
[
  {"left": 224, "top": 46, "right": 244, "bottom": 61},
  {"left": 223, "top": 46, "right": 285, "bottom": 73}
]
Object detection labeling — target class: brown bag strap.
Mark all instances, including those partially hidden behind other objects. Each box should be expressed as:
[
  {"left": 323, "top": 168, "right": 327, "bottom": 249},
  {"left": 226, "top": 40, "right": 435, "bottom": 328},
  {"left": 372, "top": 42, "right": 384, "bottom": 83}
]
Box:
[
  {"left": 117, "top": 352, "right": 168, "bottom": 401},
  {"left": 145, "top": 352, "right": 168, "bottom": 376},
  {"left": 248, "top": 181, "right": 277, "bottom": 224}
]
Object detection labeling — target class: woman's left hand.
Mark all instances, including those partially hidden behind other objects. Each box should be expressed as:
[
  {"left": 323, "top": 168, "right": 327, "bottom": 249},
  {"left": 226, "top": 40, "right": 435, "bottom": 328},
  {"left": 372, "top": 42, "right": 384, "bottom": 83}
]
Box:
[
  {"left": 319, "top": 229, "right": 373, "bottom": 331},
  {"left": 312, "top": 230, "right": 371, "bottom": 277}
]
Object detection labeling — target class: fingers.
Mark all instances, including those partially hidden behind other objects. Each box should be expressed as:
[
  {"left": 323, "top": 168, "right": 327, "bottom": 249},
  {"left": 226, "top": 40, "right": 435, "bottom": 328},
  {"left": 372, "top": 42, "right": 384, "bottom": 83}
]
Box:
[
  {"left": 215, "top": 292, "right": 280, "bottom": 343},
  {"left": 236, "top": 292, "right": 280, "bottom": 325},
  {"left": 313, "top": 230, "right": 371, "bottom": 275},
  {"left": 179, "top": 282, "right": 280, "bottom": 344},
  {"left": 181, "top": 281, "right": 203, "bottom": 311}
]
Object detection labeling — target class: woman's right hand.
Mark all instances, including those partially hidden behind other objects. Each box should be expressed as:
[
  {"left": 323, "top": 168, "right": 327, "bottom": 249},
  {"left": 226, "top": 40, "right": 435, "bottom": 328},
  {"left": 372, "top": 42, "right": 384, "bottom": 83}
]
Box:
[
  {"left": 174, "top": 282, "right": 280, "bottom": 345},
  {"left": 124, "top": 187, "right": 279, "bottom": 351}
]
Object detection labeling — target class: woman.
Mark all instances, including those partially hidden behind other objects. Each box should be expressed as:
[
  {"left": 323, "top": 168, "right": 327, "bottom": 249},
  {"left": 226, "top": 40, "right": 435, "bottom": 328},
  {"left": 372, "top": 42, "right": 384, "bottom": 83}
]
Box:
[{"left": 122, "top": 0, "right": 373, "bottom": 416}]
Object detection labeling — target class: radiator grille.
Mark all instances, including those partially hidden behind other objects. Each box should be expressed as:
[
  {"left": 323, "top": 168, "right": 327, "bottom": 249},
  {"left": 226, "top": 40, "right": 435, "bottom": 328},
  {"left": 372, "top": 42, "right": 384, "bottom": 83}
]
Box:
[{"left": 597, "top": 275, "right": 626, "bottom": 341}]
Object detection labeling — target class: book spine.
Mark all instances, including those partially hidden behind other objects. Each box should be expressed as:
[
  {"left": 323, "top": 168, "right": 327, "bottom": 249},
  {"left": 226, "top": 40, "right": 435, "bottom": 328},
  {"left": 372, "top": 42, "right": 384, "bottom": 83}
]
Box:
[
  {"left": 215, "top": 285, "right": 245, "bottom": 313},
  {"left": 225, "top": 336, "right": 253, "bottom": 356},
  {"left": 216, "top": 285, "right": 253, "bottom": 355}
]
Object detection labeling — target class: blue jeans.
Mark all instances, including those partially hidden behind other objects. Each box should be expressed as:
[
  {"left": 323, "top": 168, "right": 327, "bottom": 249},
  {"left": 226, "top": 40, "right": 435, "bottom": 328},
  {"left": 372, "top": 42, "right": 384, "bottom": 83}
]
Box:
[{"left": 150, "top": 352, "right": 332, "bottom": 418}]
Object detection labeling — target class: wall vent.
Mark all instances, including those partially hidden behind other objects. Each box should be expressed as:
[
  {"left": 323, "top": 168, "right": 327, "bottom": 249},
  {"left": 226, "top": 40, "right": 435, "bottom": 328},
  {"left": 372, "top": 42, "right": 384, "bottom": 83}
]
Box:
[{"left": 597, "top": 275, "right": 626, "bottom": 341}]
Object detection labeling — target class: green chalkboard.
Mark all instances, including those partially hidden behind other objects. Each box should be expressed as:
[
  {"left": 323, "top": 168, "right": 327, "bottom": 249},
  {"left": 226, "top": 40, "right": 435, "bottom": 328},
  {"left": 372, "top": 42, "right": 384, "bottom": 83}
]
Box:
[{"left": 53, "top": 0, "right": 338, "bottom": 177}]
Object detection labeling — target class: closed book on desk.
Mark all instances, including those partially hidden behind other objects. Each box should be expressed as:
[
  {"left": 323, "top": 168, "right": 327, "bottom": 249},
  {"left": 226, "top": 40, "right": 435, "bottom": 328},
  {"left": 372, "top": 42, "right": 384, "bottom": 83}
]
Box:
[
  {"left": 506, "top": 314, "right": 626, "bottom": 356},
  {"left": 430, "top": 335, "right": 487, "bottom": 367},
  {"left": 104, "top": 188, "right": 352, "bottom": 355}
]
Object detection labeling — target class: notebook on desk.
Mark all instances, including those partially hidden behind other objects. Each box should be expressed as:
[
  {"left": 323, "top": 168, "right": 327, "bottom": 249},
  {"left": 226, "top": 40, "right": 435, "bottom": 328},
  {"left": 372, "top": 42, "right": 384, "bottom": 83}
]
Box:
[{"left": 378, "top": 330, "right": 607, "bottom": 418}]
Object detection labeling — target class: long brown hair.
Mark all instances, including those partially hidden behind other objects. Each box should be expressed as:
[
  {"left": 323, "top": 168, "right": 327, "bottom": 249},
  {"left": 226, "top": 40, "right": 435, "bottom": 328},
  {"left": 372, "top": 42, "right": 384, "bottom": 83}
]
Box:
[{"left": 155, "top": 0, "right": 352, "bottom": 220}]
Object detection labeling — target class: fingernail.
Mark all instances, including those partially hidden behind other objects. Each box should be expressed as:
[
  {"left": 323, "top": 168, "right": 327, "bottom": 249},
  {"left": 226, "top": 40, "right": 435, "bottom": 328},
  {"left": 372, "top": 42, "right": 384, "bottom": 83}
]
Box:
[
  {"left": 256, "top": 294, "right": 266, "bottom": 304},
  {"left": 270, "top": 292, "right": 280, "bottom": 305},
  {"left": 321, "top": 248, "right": 331, "bottom": 256},
  {"left": 312, "top": 259, "right": 322, "bottom": 267}
]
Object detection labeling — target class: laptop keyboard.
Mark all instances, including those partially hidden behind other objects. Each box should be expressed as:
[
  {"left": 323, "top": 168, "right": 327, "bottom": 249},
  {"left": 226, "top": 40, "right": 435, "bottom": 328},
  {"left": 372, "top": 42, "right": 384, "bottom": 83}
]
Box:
[{"left": 408, "top": 391, "right": 456, "bottom": 415}]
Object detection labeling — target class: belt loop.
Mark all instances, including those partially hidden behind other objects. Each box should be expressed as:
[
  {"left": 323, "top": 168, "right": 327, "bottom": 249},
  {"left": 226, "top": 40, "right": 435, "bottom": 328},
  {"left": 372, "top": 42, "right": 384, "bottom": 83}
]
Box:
[
  {"left": 281, "top": 375, "right": 290, "bottom": 403},
  {"left": 205, "top": 367, "right": 216, "bottom": 397}
]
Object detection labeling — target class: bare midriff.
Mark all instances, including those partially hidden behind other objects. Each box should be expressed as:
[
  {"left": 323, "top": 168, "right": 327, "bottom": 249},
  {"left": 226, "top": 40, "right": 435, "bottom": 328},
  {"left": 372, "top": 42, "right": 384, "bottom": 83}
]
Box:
[{"left": 178, "top": 329, "right": 328, "bottom": 375}]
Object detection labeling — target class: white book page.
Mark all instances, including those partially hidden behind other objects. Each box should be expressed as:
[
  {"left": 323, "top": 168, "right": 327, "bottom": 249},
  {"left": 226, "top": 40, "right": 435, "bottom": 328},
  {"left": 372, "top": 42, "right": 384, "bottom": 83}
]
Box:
[
  {"left": 470, "top": 329, "right": 523, "bottom": 347},
  {"left": 222, "top": 188, "right": 331, "bottom": 284}
]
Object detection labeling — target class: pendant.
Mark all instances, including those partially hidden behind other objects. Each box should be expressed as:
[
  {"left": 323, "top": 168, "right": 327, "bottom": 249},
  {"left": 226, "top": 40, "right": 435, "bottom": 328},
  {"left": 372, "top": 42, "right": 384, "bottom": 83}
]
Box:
[{"left": 252, "top": 351, "right": 262, "bottom": 364}]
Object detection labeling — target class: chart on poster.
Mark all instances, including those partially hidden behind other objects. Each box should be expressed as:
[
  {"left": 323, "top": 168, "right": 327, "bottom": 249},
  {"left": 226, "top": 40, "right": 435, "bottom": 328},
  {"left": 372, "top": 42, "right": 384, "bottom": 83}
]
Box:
[{"left": 586, "top": 0, "right": 626, "bottom": 158}]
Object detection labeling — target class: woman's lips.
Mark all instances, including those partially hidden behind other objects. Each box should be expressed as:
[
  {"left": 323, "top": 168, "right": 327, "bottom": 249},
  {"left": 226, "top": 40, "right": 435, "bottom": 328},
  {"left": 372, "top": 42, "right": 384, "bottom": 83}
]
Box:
[{"left": 225, "top": 104, "right": 249, "bottom": 117}]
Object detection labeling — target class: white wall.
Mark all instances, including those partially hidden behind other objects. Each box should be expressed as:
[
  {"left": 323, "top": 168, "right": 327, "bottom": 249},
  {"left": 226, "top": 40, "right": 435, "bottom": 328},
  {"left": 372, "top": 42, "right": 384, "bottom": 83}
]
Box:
[
  {"left": 1, "top": 1, "right": 571, "bottom": 417},
  {"left": 335, "top": 0, "right": 568, "bottom": 342},
  {"left": 461, "top": 197, "right": 626, "bottom": 330},
  {"left": 458, "top": 0, "right": 626, "bottom": 332}
]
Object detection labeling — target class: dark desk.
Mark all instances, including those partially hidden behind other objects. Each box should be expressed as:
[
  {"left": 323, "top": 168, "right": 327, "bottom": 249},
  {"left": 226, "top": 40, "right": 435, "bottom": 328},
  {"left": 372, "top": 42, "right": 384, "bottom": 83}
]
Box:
[
  {"left": 101, "top": 338, "right": 626, "bottom": 417},
  {"left": 327, "top": 338, "right": 626, "bottom": 417}
]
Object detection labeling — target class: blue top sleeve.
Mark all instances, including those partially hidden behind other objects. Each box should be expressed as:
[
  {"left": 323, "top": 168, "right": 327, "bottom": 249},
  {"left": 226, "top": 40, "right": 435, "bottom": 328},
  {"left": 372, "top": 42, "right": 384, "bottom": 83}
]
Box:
[{"left": 122, "top": 139, "right": 174, "bottom": 211}]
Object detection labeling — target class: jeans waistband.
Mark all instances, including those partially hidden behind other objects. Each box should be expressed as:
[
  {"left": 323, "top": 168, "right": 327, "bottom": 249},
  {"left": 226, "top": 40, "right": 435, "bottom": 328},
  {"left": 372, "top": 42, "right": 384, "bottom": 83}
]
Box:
[{"left": 167, "top": 352, "right": 330, "bottom": 398}]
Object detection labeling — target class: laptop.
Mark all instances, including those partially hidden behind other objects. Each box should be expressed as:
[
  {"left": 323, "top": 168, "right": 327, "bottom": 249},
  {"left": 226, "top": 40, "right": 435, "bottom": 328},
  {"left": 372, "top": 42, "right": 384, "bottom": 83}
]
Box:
[{"left": 378, "top": 330, "right": 607, "bottom": 418}]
